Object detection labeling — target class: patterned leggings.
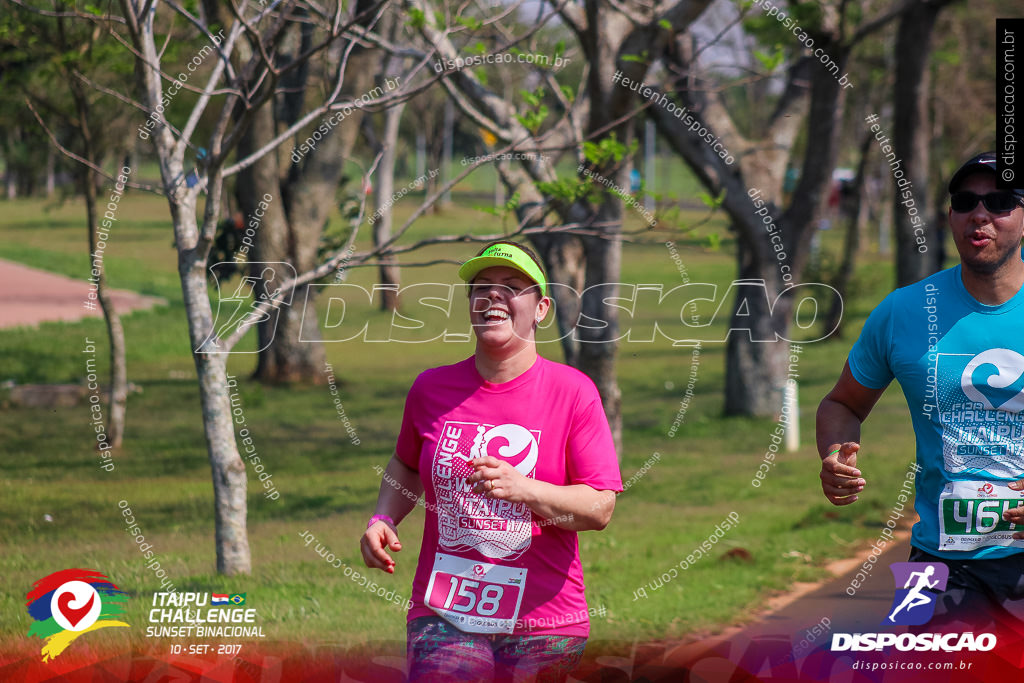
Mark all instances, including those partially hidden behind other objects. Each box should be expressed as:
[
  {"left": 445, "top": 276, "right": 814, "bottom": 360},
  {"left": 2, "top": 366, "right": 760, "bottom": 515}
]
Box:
[{"left": 406, "top": 616, "right": 586, "bottom": 683}]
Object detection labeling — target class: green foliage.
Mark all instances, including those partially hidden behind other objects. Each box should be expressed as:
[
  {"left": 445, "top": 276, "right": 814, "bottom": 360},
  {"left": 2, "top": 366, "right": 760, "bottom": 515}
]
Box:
[
  {"left": 753, "top": 45, "right": 785, "bottom": 73},
  {"left": 582, "top": 133, "right": 635, "bottom": 167},
  {"left": 473, "top": 191, "right": 521, "bottom": 221},
  {"left": 620, "top": 52, "right": 649, "bottom": 64},
  {"left": 697, "top": 189, "right": 726, "bottom": 210},
  {"left": 742, "top": 1, "right": 822, "bottom": 46},
  {"left": 406, "top": 8, "right": 426, "bottom": 29},
  {"left": 535, "top": 177, "right": 589, "bottom": 205},
  {"left": 515, "top": 87, "right": 549, "bottom": 133},
  {"left": 456, "top": 15, "right": 484, "bottom": 31}
]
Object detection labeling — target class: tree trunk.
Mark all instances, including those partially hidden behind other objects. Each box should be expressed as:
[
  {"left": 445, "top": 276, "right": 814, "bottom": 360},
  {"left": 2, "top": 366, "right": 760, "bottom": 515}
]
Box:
[
  {"left": 82, "top": 170, "right": 129, "bottom": 449},
  {"left": 722, "top": 240, "right": 791, "bottom": 416},
  {"left": 893, "top": 0, "right": 952, "bottom": 286},
  {"left": 530, "top": 232, "right": 585, "bottom": 367},
  {"left": 824, "top": 132, "right": 872, "bottom": 338},
  {"left": 45, "top": 146, "right": 56, "bottom": 198},
  {"left": 5, "top": 144, "right": 16, "bottom": 199},
  {"left": 124, "top": 0, "right": 257, "bottom": 576},
  {"left": 238, "top": 13, "right": 378, "bottom": 383},
  {"left": 71, "top": 73, "right": 129, "bottom": 450},
  {"left": 372, "top": 96, "right": 403, "bottom": 311},
  {"left": 235, "top": 98, "right": 312, "bottom": 383},
  {"left": 576, "top": 209, "right": 623, "bottom": 449},
  {"left": 185, "top": 260, "right": 252, "bottom": 575}
]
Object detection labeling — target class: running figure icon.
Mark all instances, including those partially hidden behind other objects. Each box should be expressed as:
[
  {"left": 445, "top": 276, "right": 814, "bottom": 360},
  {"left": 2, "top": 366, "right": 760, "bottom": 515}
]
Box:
[{"left": 888, "top": 565, "right": 939, "bottom": 623}]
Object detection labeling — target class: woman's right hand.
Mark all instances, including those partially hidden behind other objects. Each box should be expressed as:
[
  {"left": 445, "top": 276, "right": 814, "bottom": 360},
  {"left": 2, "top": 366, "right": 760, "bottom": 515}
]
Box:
[{"left": 360, "top": 520, "right": 401, "bottom": 573}]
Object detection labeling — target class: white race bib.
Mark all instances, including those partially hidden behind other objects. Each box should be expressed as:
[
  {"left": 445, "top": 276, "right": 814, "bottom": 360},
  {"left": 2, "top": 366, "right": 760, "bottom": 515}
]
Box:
[
  {"left": 938, "top": 480, "right": 1024, "bottom": 551},
  {"left": 424, "top": 553, "right": 527, "bottom": 634}
]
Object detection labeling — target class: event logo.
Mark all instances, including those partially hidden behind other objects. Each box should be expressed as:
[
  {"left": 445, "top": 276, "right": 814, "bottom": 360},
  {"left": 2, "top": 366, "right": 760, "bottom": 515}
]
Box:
[
  {"left": 431, "top": 420, "right": 540, "bottom": 560},
  {"left": 936, "top": 350, "right": 1024, "bottom": 479},
  {"left": 961, "top": 349, "right": 1024, "bottom": 412},
  {"left": 885, "top": 562, "right": 948, "bottom": 625},
  {"left": 835, "top": 565, "right": 995, "bottom": 655},
  {"left": 26, "top": 569, "right": 129, "bottom": 662},
  {"left": 473, "top": 423, "right": 539, "bottom": 475},
  {"left": 831, "top": 561, "right": 996, "bottom": 652}
]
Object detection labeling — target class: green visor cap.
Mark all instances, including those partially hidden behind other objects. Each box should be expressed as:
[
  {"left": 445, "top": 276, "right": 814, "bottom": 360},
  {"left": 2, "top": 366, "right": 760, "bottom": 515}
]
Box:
[{"left": 457, "top": 243, "right": 548, "bottom": 297}]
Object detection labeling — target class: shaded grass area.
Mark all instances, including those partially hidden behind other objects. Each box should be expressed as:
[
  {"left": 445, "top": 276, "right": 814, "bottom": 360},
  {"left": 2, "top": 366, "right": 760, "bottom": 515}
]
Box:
[{"left": 1, "top": 191, "right": 918, "bottom": 648}]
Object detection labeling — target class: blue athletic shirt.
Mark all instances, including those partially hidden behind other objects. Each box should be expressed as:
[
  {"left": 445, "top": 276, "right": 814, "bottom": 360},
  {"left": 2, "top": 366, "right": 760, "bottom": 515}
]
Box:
[{"left": 848, "top": 264, "right": 1024, "bottom": 559}]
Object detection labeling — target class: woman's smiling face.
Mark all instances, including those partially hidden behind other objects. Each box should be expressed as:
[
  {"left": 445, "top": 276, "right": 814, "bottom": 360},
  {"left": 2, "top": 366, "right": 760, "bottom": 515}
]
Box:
[{"left": 469, "top": 266, "right": 549, "bottom": 350}]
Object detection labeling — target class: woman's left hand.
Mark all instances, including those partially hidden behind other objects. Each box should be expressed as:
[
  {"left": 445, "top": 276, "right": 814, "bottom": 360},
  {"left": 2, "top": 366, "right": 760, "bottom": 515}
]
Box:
[{"left": 467, "top": 456, "right": 535, "bottom": 502}]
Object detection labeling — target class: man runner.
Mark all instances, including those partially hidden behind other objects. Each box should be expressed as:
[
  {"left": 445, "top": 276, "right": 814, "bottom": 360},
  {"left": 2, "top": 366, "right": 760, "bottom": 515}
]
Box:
[{"left": 817, "top": 151, "right": 1024, "bottom": 629}]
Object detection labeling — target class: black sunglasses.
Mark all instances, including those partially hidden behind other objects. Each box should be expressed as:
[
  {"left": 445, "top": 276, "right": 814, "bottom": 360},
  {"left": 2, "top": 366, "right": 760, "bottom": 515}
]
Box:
[{"left": 950, "top": 191, "right": 1023, "bottom": 214}]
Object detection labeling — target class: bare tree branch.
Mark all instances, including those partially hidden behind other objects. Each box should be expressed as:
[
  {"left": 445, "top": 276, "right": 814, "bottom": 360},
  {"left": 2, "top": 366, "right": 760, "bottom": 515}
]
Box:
[{"left": 24, "top": 98, "right": 162, "bottom": 193}]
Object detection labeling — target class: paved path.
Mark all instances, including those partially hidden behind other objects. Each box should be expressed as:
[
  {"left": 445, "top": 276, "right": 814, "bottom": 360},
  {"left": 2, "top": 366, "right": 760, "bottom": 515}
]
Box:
[
  {"left": 650, "top": 537, "right": 915, "bottom": 676},
  {"left": 0, "top": 259, "right": 165, "bottom": 329},
  {"left": 598, "top": 534, "right": 1020, "bottom": 681}
]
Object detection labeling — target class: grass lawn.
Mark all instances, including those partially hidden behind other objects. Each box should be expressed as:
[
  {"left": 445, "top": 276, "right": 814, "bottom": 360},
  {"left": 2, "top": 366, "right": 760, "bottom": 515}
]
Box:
[{"left": 0, "top": 185, "right": 927, "bottom": 655}]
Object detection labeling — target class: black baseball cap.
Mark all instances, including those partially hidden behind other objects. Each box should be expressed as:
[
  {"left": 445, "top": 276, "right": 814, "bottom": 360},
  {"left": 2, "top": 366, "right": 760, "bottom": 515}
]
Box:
[{"left": 948, "top": 151, "right": 1024, "bottom": 194}]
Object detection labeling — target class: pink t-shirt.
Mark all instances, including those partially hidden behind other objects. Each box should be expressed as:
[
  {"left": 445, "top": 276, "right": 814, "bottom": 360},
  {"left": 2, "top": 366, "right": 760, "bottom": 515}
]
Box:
[{"left": 396, "top": 356, "right": 622, "bottom": 637}]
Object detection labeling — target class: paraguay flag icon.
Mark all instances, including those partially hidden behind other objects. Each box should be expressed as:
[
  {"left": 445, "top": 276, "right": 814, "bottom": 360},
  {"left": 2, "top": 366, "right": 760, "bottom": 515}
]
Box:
[{"left": 211, "top": 593, "right": 230, "bottom": 605}]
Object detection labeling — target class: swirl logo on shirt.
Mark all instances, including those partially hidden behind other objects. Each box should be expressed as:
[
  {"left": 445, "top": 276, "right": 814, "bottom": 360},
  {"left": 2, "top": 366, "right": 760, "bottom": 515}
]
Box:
[
  {"left": 431, "top": 420, "right": 541, "bottom": 560},
  {"left": 961, "top": 349, "right": 1024, "bottom": 413},
  {"left": 480, "top": 423, "right": 539, "bottom": 475}
]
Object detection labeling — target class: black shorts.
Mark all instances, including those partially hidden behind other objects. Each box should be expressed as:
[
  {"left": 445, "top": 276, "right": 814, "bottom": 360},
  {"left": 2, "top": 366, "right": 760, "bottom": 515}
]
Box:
[{"left": 909, "top": 546, "right": 1024, "bottom": 632}]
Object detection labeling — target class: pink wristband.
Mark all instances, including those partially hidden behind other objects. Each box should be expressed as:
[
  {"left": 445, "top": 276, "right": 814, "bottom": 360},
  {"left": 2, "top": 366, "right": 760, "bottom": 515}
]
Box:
[{"left": 368, "top": 514, "right": 395, "bottom": 529}]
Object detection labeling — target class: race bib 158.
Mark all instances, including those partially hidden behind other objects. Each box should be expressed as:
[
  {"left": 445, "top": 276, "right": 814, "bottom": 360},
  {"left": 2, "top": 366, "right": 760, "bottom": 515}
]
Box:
[{"left": 424, "top": 553, "right": 527, "bottom": 634}]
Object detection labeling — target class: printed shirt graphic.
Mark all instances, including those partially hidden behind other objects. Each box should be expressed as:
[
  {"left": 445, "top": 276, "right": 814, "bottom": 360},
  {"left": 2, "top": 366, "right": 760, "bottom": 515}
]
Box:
[
  {"left": 396, "top": 357, "right": 622, "bottom": 636},
  {"left": 432, "top": 421, "right": 540, "bottom": 560},
  {"left": 849, "top": 265, "right": 1024, "bottom": 559}
]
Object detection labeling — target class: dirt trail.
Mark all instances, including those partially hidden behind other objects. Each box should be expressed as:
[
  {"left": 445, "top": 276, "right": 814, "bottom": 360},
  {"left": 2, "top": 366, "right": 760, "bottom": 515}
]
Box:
[{"left": 0, "top": 259, "right": 165, "bottom": 329}]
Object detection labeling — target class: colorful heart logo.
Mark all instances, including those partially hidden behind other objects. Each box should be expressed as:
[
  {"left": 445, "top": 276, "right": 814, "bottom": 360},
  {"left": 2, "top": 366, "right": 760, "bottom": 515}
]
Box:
[
  {"left": 50, "top": 581, "right": 101, "bottom": 632},
  {"left": 56, "top": 591, "right": 94, "bottom": 628}
]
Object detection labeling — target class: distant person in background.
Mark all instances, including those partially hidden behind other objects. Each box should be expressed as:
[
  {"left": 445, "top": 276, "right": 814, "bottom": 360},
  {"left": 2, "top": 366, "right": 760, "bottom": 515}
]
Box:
[
  {"left": 629, "top": 168, "right": 641, "bottom": 194},
  {"left": 817, "top": 151, "right": 1024, "bottom": 630}
]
